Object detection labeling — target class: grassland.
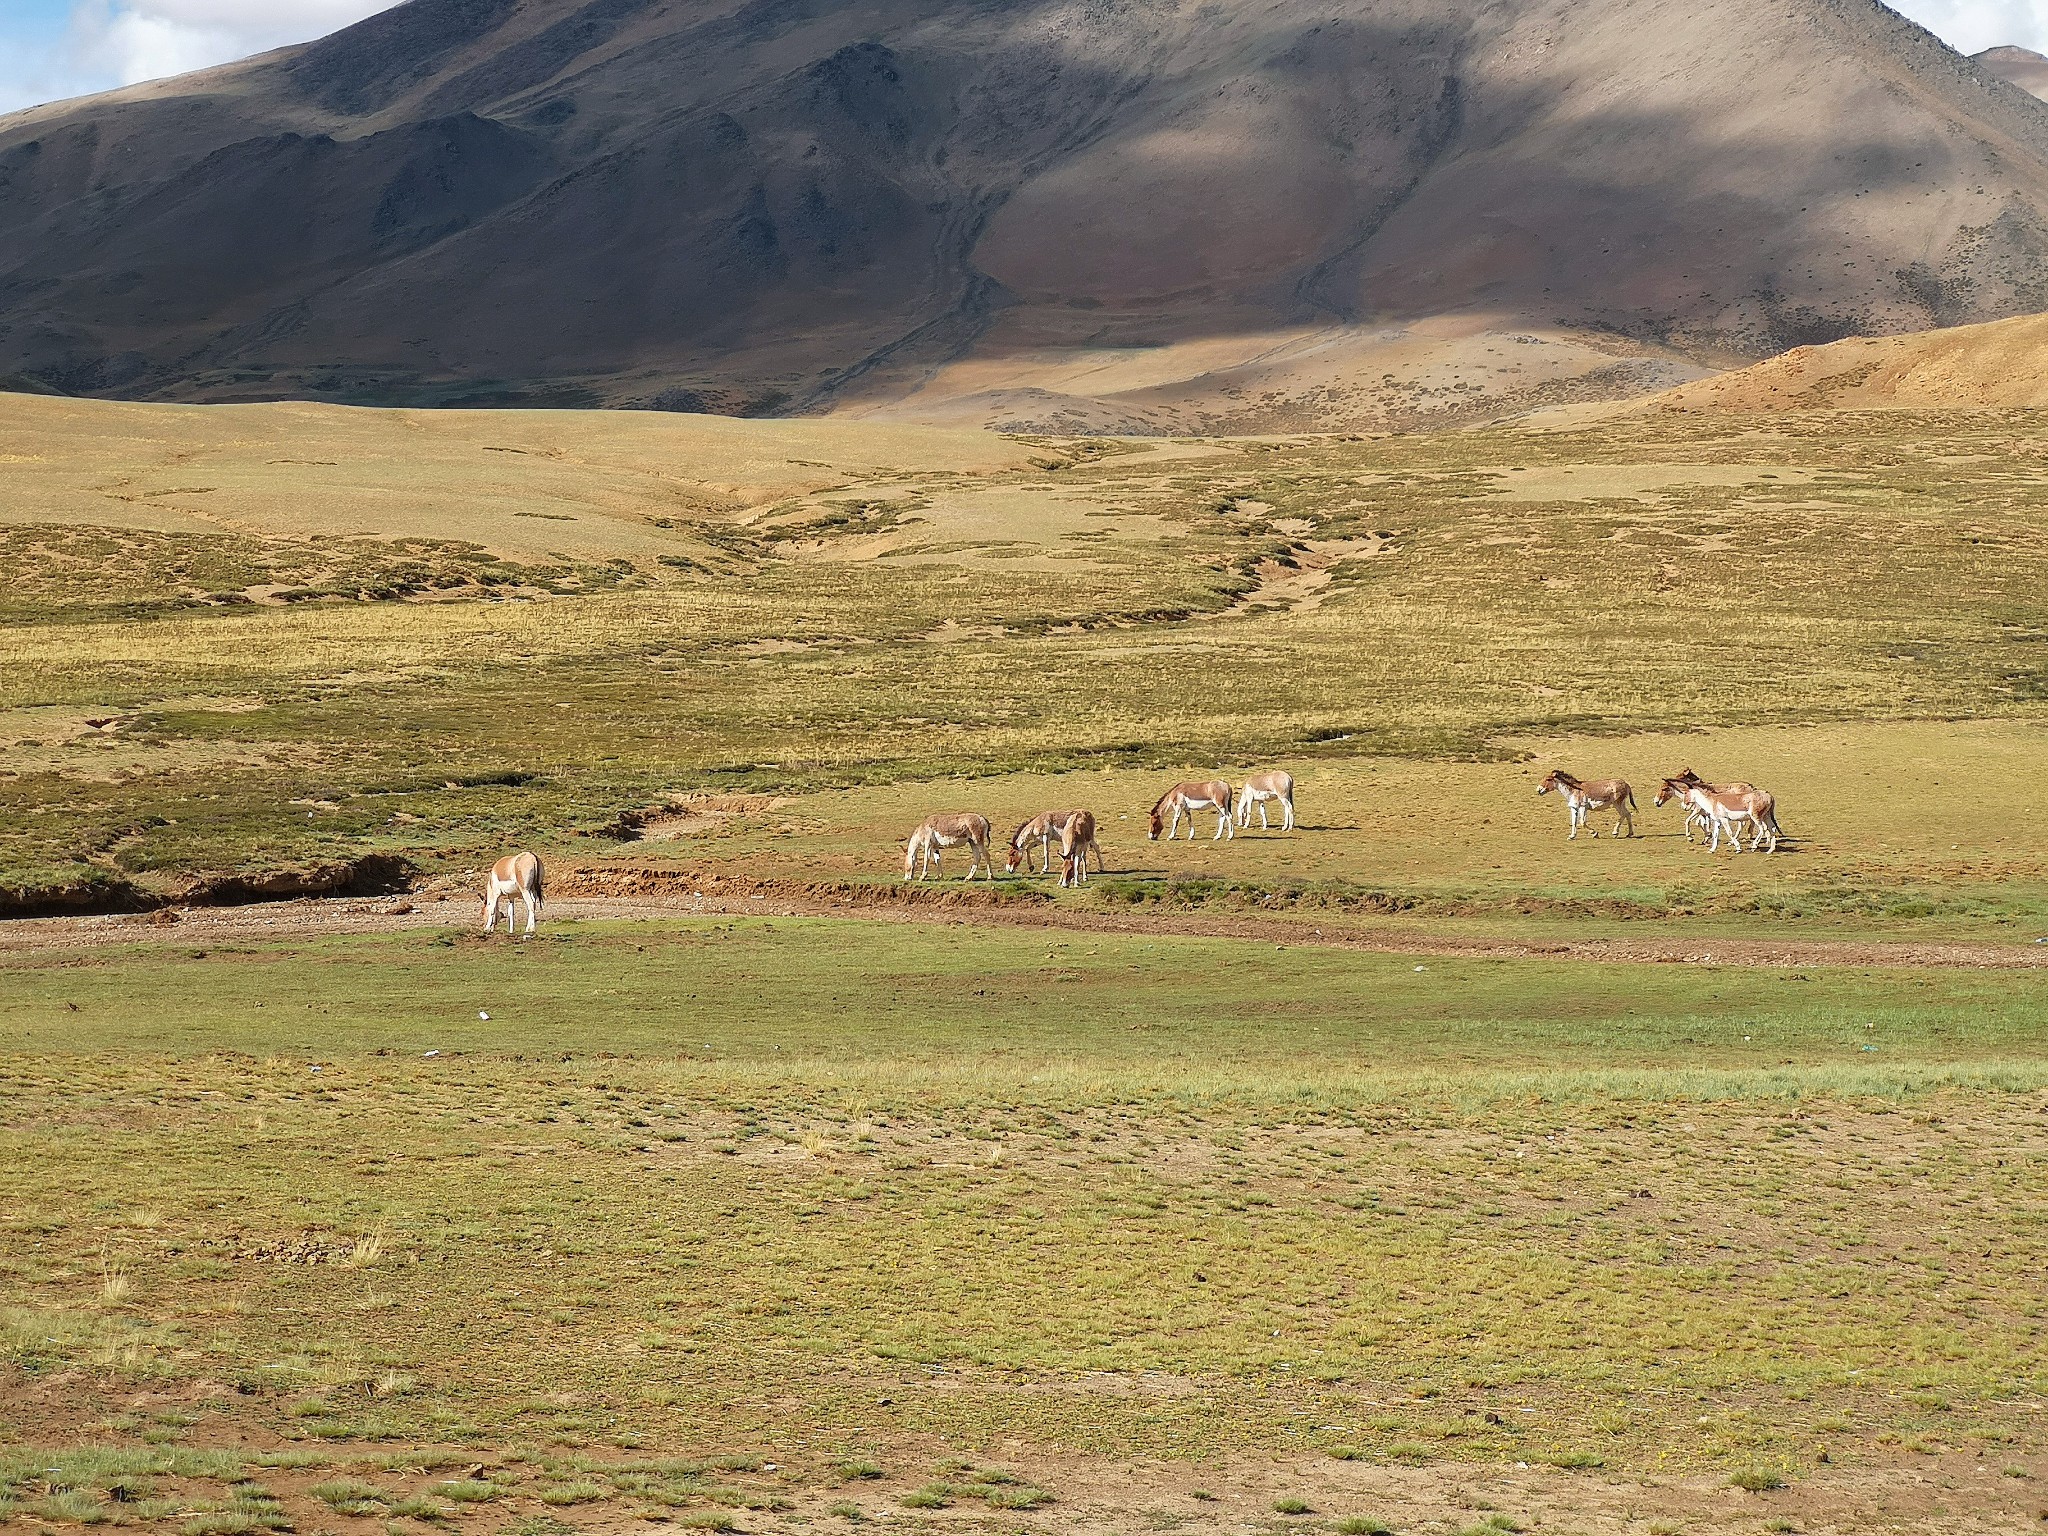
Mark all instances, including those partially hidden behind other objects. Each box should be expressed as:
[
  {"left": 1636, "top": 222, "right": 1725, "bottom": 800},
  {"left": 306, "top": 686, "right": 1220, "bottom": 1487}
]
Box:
[
  {"left": 4, "top": 392, "right": 2048, "bottom": 1529},
  {"left": 3, "top": 399, "right": 2046, "bottom": 918},
  {"left": 3, "top": 917, "right": 2046, "bottom": 1532}
]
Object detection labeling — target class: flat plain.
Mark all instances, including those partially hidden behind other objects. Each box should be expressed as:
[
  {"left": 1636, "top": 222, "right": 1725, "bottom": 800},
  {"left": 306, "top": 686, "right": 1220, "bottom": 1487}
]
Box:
[{"left": 3, "top": 392, "right": 2047, "bottom": 1532}]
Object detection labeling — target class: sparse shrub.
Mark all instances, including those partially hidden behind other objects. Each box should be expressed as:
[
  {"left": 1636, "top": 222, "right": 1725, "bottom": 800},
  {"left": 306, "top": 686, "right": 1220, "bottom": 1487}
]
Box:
[
  {"left": 1329, "top": 1446, "right": 1364, "bottom": 1461},
  {"left": 539, "top": 1480, "right": 606, "bottom": 1506},
  {"left": 440, "top": 1481, "right": 499, "bottom": 1503},
  {"left": 985, "top": 1486, "right": 1050, "bottom": 1510},
  {"left": 182, "top": 1514, "right": 288, "bottom": 1536},
  {"left": 1545, "top": 1451, "right": 1603, "bottom": 1470},
  {"left": 836, "top": 1461, "right": 883, "bottom": 1481},
  {"left": 387, "top": 1495, "right": 450, "bottom": 1521},
  {"left": 99, "top": 1258, "right": 133, "bottom": 1306},
  {"left": 1730, "top": 1470, "right": 1786, "bottom": 1492},
  {"left": 678, "top": 1514, "right": 737, "bottom": 1533},
  {"left": 1337, "top": 1520, "right": 1393, "bottom": 1535},
  {"left": 33, "top": 1491, "right": 113, "bottom": 1524},
  {"left": 826, "top": 1501, "right": 865, "bottom": 1520},
  {"left": 1274, "top": 1495, "right": 1313, "bottom": 1514},
  {"left": 899, "top": 1485, "right": 950, "bottom": 1509},
  {"left": 311, "top": 1480, "right": 389, "bottom": 1516}
]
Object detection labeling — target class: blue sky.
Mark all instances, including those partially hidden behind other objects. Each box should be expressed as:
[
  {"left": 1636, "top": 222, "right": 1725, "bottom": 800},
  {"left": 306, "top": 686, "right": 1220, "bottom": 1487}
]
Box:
[{"left": 0, "top": 0, "right": 2043, "bottom": 117}]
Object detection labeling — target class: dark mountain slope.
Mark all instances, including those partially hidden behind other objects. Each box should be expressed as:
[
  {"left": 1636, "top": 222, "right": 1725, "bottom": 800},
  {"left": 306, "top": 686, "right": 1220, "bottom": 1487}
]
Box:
[{"left": 4, "top": 0, "right": 2048, "bottom": 428}]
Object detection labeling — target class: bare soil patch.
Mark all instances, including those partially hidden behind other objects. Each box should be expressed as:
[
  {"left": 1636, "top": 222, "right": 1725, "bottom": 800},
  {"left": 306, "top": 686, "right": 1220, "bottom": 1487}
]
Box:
[{"left": 4, "top": 870, "right": 2041, "bottom": 969}]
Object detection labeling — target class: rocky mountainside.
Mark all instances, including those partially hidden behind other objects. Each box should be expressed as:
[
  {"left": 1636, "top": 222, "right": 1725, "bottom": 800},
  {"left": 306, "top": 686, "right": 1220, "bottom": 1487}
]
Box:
[
  {"left": 1974, "top": 45, "right": 2048, "bottom": 99},
  {"left": 4, "top": 0, "right": 2048, "bottom": 430}
]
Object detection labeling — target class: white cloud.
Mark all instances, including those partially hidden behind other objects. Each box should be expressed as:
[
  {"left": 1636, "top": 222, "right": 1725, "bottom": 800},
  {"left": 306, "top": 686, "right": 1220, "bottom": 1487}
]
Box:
[
  {"left": 1888, "top": 0, "right": 2048, "bottom": 55},
  {"left": 0, "top": 0, "right": 402, "bottom": 113},
  {"left": 78, "top": 0, "right": 405, "bottom": 86}
]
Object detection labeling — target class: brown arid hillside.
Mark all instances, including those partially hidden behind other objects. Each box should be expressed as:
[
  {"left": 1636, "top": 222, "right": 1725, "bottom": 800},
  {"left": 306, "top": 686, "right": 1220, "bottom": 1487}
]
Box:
[
  {"left": 1974, "top": 44, "right": 2048, "bottom": 99},
  {"left": 6, "top": 0, "right": 2048, "bottom": 431},
  {"left": 1641, "top": 309, "right": 2048, "bottom": 411}
]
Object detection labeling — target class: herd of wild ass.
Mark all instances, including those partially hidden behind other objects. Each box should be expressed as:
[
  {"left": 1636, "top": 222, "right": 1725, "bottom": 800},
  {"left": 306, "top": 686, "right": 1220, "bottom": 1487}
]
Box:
[{"left": 481, "top": 765, "right": 1783, "bottom": 931}]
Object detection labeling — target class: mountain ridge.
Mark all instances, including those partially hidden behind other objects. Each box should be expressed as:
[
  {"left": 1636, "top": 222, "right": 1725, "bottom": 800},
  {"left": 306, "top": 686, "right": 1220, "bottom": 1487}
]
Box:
[{"left": 6, "top": 0, "right": 2048, "bottom": 429}]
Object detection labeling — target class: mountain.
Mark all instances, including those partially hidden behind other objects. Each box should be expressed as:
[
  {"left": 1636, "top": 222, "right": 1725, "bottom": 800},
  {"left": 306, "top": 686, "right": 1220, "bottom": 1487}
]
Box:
[
  {"left": 5, "top": 0, "right": 2048, "bottom": 431},
  {"left": 1643, "top": 310, "right": 2048, "bottom": 411},
  {"left": 1974, "top": 45, "right": 2048, "bottom": 99}
]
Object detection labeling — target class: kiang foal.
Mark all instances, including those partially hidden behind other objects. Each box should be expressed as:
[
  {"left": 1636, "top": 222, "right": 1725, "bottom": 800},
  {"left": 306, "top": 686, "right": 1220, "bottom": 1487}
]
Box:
[{"left": 1536, "top": 770, "right": 1636, "bottom": 840}]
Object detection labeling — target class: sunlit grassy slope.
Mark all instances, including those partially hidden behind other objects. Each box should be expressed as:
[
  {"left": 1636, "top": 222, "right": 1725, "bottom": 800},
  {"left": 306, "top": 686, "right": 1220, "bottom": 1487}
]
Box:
[{"left": 3, "top": 401, "right": 2044, "bottom": 913}]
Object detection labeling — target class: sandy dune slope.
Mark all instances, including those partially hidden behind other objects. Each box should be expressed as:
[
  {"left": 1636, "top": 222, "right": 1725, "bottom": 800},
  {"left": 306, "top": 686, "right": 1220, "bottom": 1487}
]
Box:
[{"left": 1642, "top": 311, "right": 2048, "bottom": 412}]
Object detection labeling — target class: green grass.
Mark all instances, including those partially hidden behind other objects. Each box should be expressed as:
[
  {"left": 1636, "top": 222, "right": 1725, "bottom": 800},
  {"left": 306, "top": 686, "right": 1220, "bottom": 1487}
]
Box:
[
  {"left": 4, "top": 407, "right": 2046, "bottom": 905},
  {"left": 0, "top": 915, "right": 2044, "bottom": 1504},
  {"left": 3, "top": 405, "right": 2046, "bottom": 1528}
]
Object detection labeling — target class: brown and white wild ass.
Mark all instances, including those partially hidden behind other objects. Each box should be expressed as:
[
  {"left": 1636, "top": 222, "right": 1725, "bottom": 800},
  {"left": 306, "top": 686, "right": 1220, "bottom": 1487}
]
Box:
[
  {"left": 1659, "top": 765, "right": 1758, "bottom": 844},
  {"left": 482, "top": 850, "right": 544, "bottom": 935},
  {"left": 905, "top": 813, "right": 995, "bottom": 880},
  {"left": 1005, "top": 810, "right": 1102, "bottom": 876},
  {"left": 1055, "top": 810, "right": 1101, "bottom": 887},
  {"left": 1654, "top": 770, "right": 1783, "bottom": 853},
  {"left": 1536, "top": 770, "right": 1635, "bottom": 839},
  {"left": 1148, "top": 780, "right": 1235, "bottom": 841},
  {"left": 1234, "top": 770, "right": 1296, "bottom": 831}
]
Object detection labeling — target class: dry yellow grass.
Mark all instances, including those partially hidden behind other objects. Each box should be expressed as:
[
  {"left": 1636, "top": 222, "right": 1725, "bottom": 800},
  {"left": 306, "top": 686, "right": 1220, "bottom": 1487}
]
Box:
[
  {"left": 1, "top": 397, "right": 2043, "bottom": 916},
  {"left": 1646, "top": 312, "right": 2048, "bottom": 412},
  {"left": 0, "top": 392, "right": 1038, "bottom": 560}
]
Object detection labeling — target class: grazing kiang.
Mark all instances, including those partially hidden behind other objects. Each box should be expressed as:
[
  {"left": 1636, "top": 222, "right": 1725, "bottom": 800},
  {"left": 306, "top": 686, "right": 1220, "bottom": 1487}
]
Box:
[
  {"left": 481, "top": 850, "right": 544, "bottom": 935},
  {"left": 1006, "top": 809, "right": 1103, "bottom": 877},
  {"left": 1234, "top": 770, "right": 1296, "bottom": 831},
  {"left": 904, "top": 812, "right": 995, "bottom": 881},
  {"left": 1054, "top": 810, "right": 1102, "bottom": 887},
  {"left": 1655, "top": 770, "right": 1783, "bottom": 853},
  {"left": 1536, "top": 770, "right": 1635, "bottom": 840},
  {"left": 1148, "top": 779, "right": 1235, "bottom": 841}
]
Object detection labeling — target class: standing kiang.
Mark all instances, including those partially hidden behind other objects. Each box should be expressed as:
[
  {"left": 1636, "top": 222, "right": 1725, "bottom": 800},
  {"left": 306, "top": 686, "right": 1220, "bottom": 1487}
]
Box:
[
  {"left": 482, "top": 850, "right": 544, "bottom": 934},
  {"left": 1654, "top": 769, "right": 1784, "bottom": 852},
  {"left": 905, "top": 812, "right": 996, "bottom": 880},
  {"left": 1148, "top": 779, "right": 1235, "bottom": 841},
  {"left": 1536, "top": 770, "right": 1635, "bottom": 840},
  {"left": 1234, "top": 770, "right": 1295, "bottom": 831},
  {"left": 1006, "top": 809, "right": 1103, "bottom": 877},
  {"left": 1053, "top": 810, "right": 1102, "bottom": 888}
]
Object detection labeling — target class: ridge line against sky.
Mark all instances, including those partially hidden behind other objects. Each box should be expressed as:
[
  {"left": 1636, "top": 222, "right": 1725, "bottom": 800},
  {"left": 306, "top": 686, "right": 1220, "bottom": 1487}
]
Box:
[{"left": 0, "top": 0, "right": 2044, "bottom": 117}]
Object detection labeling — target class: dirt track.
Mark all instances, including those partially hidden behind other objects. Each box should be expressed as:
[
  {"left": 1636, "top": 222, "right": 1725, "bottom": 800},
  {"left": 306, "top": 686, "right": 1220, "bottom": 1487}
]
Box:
[{"left": 3, "top": 866, "right": 2044, "bottom": 970}]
